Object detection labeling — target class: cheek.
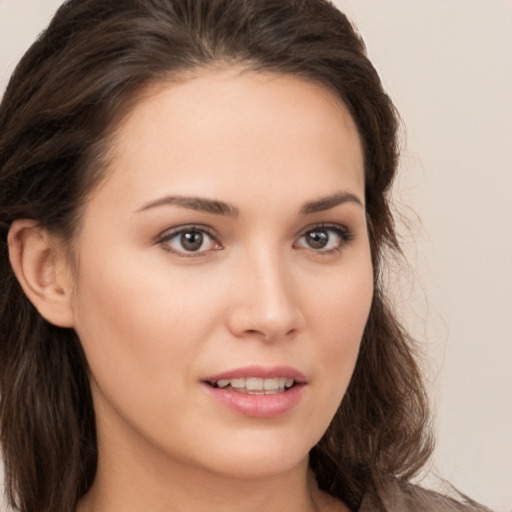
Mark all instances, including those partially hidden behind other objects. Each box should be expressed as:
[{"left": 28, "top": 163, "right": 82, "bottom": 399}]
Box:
[
  {"left": 308, "top": 256, "right": 373, "bottom": 393},
  {"left": 70, "top": 248, "right": 219, "bottom": 401},
  {"left": 310, "top": 253, "right": 373, "bottom": 332},
  {"left": 69, "top": 250, "right": 232, "bottom": 449}
]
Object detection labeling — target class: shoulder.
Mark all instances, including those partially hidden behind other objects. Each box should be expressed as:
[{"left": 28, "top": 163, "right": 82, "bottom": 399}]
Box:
[{"left": 359, "top": 477, "right": 492, "bottom": 512}]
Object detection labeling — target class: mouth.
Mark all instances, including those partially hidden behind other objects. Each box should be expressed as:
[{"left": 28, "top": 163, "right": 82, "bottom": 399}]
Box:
[
  {"left": 207, "top": 377, "right": 297, "bottom": 395},
  {"left": 202, "top": 366, "right": 306, "bottom": 418}
]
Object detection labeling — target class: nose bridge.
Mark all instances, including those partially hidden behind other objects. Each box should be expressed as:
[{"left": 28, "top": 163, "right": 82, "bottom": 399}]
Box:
[{"left": 227, "top": 244, "right": 303, "bottom": 341}]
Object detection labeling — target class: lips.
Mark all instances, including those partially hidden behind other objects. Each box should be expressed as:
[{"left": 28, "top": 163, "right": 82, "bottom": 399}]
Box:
[{"left": 202, "top": 366, "right": 307, "bottom": 418}]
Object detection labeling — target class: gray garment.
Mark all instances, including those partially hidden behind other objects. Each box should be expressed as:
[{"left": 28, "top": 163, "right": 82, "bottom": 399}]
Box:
[{"left": 359, "top": 478, "right": 492, "bottom": 512}]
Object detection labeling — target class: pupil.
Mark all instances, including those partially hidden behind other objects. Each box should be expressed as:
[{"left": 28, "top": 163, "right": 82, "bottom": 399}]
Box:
[
  {"left": 307, "top": 230, "right": 328, "bottom": 249},
  {"left": 181, "top": 231, "right": 203, "bottom": 251}
]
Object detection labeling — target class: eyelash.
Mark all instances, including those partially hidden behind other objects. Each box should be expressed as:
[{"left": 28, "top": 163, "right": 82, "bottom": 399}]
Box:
[
  {"left": 156, "top": 225, "right": 220, "bottom": 258},
  {"left": 156, "top": 223, "right": 354, "bottom": 258},
  {"left": 295, "top": 223, "right": 354, "bottom": 256}
]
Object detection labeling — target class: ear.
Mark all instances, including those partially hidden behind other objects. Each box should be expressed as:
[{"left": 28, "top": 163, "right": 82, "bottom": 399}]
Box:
[{"left": 8, "top": 219, "right": 75, "bottom": 328}]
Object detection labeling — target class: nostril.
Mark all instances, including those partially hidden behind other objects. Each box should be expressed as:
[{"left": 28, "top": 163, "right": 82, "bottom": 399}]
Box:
[
  {"left": 243, "top": 329, "right": 275, "bottom": 342},
  {"left": 226, "top": 299, "right": 304, "bottom": 342}
]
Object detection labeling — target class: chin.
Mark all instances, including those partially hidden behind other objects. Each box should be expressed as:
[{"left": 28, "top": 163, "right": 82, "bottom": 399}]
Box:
[
  {"left": 181, "top": 427, "right": 319, "bottom": 480},
  {"left": 203, "top": 452, "right": 309, "bottom": 480}
]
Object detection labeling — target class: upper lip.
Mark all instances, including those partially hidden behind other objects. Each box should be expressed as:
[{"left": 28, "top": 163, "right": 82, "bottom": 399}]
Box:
[{"left": 203, "top": 365, "right": 307, "bottom": 384}]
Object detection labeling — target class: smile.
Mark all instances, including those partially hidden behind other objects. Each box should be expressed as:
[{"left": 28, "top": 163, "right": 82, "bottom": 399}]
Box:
[
  {"left": 203, "top": 366, "right": 307, "bottom": 417},
  {"left": 210, "top": 377, "right": 296, "bottom": 394}
]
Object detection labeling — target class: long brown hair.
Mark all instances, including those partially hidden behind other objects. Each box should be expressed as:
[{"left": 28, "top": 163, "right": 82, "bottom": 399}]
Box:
[{"left": 0, "top": 1, "right": 432, "bottom": 511}]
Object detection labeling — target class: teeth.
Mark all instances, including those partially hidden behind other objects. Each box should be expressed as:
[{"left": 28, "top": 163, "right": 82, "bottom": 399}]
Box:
[
  {"left": 213, "top": 377, "right": 296, "bottom": 394},
  {"left": 246, "top": 378, "right": 264, "bottom": 391},
  {"left": 263, "top": 378, "right": 279, "bottom": 391},
  {"left": 230, "top": 378, "right": 245, "bottom": 389}
]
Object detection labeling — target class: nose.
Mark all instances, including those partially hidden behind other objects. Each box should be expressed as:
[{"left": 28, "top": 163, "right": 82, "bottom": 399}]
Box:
[{"left": 225, "top": 251, "right": 305, "bottom": 342}]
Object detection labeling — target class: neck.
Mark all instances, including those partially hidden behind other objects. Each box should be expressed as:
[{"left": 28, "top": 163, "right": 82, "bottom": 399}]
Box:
[
  {"left": 77, "top": 417, "right": 339, "bottom": 512},
  {"left": 79, "top": 455, "right": 325, "bottom": 512}
]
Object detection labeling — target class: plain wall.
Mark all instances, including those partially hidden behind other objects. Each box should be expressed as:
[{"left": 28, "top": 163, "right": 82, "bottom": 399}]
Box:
[
  {"left": 1, "top": 1, "right": 511, "bottom": 510},
  {"left": 337, "top": 2, "right": 512, "bottom": 510}
]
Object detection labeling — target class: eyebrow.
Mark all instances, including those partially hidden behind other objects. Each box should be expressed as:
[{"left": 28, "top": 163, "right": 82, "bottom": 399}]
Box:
[
  {"left": 299, "top": 191, "right": 363, "bottom": 215},
  {"left": 137, "top": 195, "right": 239, "bottom": 217},
  {"left": 136, "top": 191, "right": 363, "bottom": 217}
]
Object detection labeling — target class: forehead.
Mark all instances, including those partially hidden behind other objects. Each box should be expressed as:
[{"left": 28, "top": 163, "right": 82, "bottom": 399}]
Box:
[{"left": 94, "top": 68, "right": 365, "bottom": 213}]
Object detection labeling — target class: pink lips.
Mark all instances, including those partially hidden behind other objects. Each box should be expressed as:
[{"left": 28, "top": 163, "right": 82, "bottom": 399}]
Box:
[{"left": 202, "top": 365, "right": 307, "bottom": 418}]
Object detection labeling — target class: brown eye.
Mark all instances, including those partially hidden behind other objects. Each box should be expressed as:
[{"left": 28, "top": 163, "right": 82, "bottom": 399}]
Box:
[
  {"left": 159, "top": 226, "right": 221, "bottom": 256},
  {"left": 295, "top": 224, "right": 353, "bottom": 253},
  {"left": 180, "top": 231, "right": 204, "bottom": 251},
  {"left": 304, "top": 230, "right": 329, "bottom": 249}
]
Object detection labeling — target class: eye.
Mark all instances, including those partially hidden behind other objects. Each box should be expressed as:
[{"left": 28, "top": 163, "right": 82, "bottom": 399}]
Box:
[
  {"left": 157, "top": 226, "right": 221, "bottom": 256},
  {"left": 295, "top": 224, "right": 353, "bottom": 253}
]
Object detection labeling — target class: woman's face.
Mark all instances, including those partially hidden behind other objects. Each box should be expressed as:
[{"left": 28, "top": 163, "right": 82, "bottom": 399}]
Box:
[{"left": 68, "top": 69, "right": 373, "bottom": 479}]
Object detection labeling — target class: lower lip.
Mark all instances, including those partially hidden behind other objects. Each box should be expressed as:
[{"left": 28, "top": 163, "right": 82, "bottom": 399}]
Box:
[{"left": 203, "top": 384, "right": 305, "bottom": 418}]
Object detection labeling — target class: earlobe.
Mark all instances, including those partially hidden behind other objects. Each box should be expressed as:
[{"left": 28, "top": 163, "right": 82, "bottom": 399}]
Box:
[{"left": 8, "top": 219, "right": 75, "bottom": 328}]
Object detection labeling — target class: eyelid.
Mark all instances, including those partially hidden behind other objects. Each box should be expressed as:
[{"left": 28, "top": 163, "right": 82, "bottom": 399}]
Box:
[
  {"left": 155, "top": 224, "right": 222, "bottom": 257},
  {"left": 294, "top": 222, "right": 354, "bottom": 254},
  {"left": 155, "top": 222, "right": 354, "bottom": 257},
  {"left": 296, "top": 222, "right": 353, "bottom": 238}
]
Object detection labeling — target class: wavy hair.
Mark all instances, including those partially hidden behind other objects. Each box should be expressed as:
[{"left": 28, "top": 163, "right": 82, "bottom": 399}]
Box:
[{"left": 0, "top": 1, "right": 433, "bottom": 511}]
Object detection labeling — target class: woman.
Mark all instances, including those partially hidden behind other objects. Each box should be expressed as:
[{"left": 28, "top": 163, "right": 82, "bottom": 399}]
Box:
[{"left": 0, "top": 1, "right": 491, "bottom": 511}]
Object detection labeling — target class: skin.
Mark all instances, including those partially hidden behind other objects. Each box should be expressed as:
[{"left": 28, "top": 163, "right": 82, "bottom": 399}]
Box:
[{"left": 13, "top": 68, "right": 374, "bottom": 512}]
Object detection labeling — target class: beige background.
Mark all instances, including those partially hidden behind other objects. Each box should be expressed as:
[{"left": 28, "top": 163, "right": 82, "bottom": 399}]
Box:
[{"left": 1, "top": 1, "right": 511, "bottom": 510}]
